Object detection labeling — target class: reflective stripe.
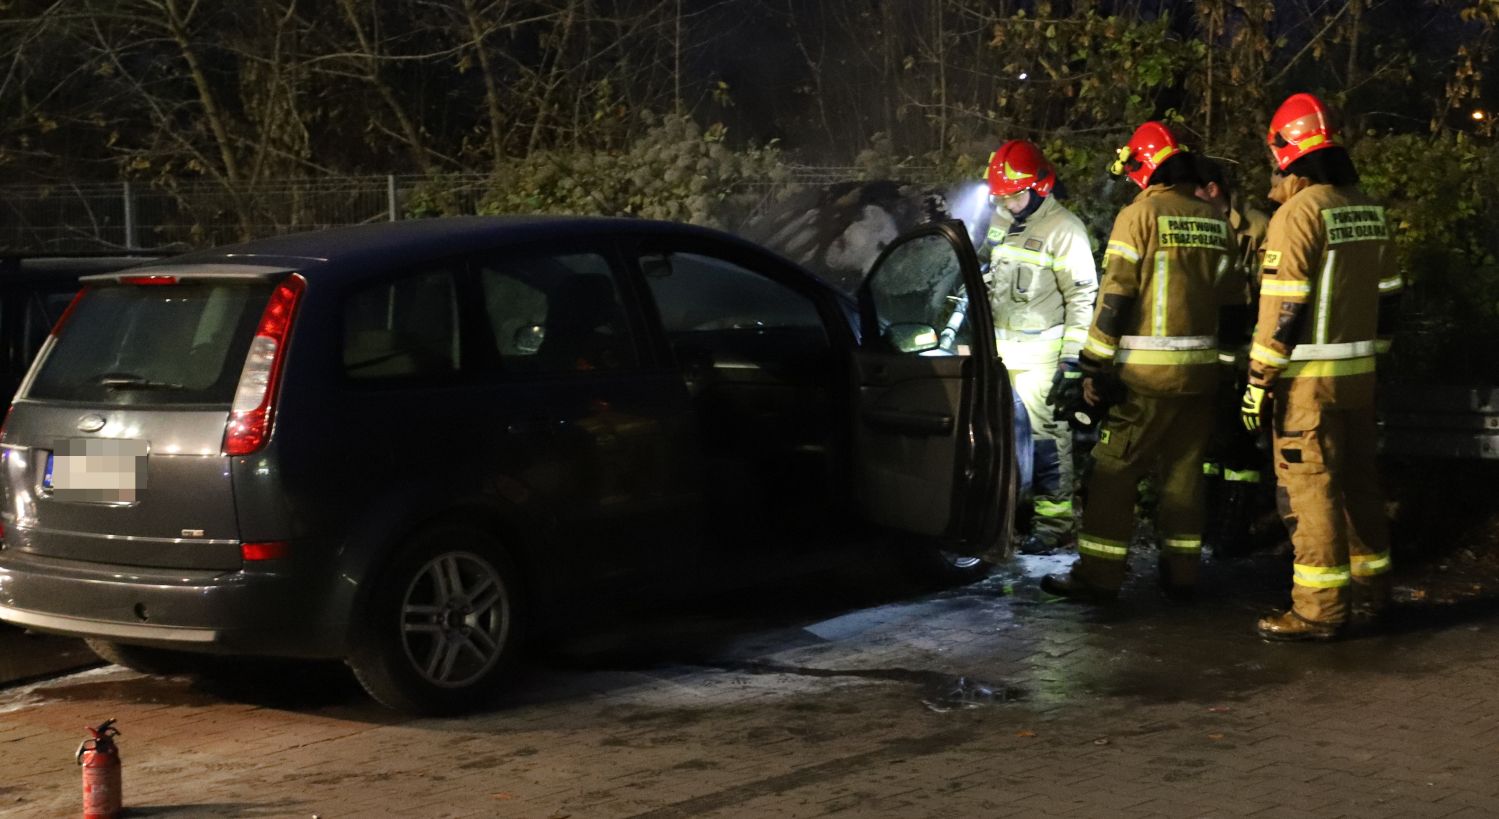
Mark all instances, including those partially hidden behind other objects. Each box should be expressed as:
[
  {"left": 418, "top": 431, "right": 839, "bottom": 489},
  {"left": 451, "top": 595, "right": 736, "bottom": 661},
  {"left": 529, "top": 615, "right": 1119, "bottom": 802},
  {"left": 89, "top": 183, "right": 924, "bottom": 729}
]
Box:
[
  {"left": 1224, "top": 468, "right": 1261, "bottom": 483},
  {"left": 1283, "top": 356, "right": 1376, "bottom": 378},
  {"left": 1079, "top": 535, "right": 1129, "bottom": 560},
  {"left": 1162, "top": 536, "right": 1202, "bottom": 553},
  {"left": 1217, "top": 351, "right": 1237, "bottom": 364},
  {"left": 1352, "top": 552, "right": 1392, "bottom": 576},
  {"left": 999, "top": 338, "right": 1064, "bottom": 367},
  {"left": 1083, "top": 336, "right": 1117, "bottom": 360},
  {"left": 1379, "top": 275, "right": 1404, "bottom": 294},
  {"left": 1261, "top": 279, "right": 1312, "bottom": 299},
  {"left": 1290, "top": 340, "right": 1376, "bottom": 361},
  {"left": 1250, "top": 343, "right": 1290, "bottom": 368},
  {"left": 1293, "top": 563, "right": 1351, "bottom": 589},
  {"left": 1115, "top": 348, "right": 1220, "bottom": 366},
  {"left": 994, "top": 245, "right": 1055, "bottom": 267},
  {"left": 1063, "top": 326, "right": 1090, "bottom": 344},
  {"left": 1035, "top": 498, "right": 1073, "bottom": 518},
  {"left": 1119, "top": 334, "right": 1215, "bottom": 351},
  {"left": 1152, "top": 252, "right": 1168, "bottom": 336},
  {"left": 1374, "top": 338, "right": 1392, "bottom": 354},
  {"left": 1106, "top": 241, "right": 1141, "bottom": 264},
  {"left": 1314, "top": 250, "right": 1335, "bottom": 344},
  {"left": 997, "top": 325, "right": 1065, "bottom": 341},
  {"left": 1202, "top": 462, "right": 1223, "bottom": 477}
]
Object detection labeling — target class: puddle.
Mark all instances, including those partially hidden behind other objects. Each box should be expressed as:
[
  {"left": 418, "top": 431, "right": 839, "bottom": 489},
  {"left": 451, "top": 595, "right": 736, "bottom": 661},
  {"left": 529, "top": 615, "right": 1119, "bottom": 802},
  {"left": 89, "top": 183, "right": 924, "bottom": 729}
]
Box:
[
  {"left": 705, "top": 660, "right": 1024, "bottom": 711},
  {"left": 920, "top": 676, "right": 1022, "bottom": 713}
]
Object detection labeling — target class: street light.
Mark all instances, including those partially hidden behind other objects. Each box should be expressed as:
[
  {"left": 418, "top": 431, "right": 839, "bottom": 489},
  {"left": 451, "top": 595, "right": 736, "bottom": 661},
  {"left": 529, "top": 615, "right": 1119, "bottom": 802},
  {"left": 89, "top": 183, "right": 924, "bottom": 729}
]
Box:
[{"left": 1474, "top": 110, "right": 1486, "bottom": 121}]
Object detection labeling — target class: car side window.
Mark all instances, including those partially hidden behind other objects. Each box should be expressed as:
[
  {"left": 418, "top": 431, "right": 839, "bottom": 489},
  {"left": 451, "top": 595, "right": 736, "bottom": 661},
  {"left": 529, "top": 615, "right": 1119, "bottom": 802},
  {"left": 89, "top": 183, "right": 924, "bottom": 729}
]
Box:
[
  {"left": 343, "top": 268, "right": 460, "bottom": 380},
  {"left": 477, "top": 251, "right": 637, "bottom": 375},
  {"left": 639, "top": 251, "right": 831, "bottom": 379},
  {"left": 641, "top": 252, "right": 826, "bottom": 333}
]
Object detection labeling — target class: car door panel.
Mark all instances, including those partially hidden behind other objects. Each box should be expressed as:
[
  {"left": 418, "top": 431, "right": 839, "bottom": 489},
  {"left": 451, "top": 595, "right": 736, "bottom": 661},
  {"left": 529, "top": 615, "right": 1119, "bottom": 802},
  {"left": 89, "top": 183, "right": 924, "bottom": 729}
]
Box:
[{"left": 853, "top": 221, "right": 1015, "bottom": 554}]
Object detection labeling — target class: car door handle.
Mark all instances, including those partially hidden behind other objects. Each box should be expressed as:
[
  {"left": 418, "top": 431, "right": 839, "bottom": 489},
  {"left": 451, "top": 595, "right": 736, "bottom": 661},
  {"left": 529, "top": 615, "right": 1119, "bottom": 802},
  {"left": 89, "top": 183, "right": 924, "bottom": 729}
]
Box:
[{"left": 862, "top": 407, "right": 953, "bottom": 436}]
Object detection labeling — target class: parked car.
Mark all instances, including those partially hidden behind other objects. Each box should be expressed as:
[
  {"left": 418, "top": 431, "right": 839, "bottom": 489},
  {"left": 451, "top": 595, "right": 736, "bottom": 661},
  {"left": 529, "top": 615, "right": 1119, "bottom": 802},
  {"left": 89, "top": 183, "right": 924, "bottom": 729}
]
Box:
[{"left": 0, "top": 217, "right": 1017, "bottom": 713}]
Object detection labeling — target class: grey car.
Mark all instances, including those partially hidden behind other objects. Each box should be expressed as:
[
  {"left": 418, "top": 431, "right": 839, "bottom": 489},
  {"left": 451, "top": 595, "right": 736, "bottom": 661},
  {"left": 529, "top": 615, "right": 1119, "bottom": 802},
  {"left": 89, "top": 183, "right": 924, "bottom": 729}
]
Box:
[{"left": 0, "top": 216, "right": 1016, "bottom": 713}]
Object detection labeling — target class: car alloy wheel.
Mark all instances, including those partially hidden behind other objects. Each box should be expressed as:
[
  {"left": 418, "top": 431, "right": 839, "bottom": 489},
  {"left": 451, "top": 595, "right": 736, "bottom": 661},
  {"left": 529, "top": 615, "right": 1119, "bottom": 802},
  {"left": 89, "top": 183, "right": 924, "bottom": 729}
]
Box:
[
  {"left": 400, "top": 550, "right": 511, "bottom": 689},
  {"left": 349, "top": 523, "right": 524, "bottom": 714}
]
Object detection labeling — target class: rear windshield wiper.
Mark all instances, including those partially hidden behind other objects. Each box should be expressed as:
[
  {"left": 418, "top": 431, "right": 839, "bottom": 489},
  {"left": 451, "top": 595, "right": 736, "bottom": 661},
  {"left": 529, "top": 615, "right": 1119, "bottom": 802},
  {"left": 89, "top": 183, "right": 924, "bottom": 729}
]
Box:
[{"left": 93, "top": 373, "right": 188, "bottom": 391}]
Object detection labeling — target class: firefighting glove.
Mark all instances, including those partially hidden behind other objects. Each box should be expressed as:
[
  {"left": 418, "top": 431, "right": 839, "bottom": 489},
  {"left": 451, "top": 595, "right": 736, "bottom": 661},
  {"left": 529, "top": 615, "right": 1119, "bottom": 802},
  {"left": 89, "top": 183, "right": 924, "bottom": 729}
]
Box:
[
  {"left": 1046, "top": 358, "right": 1083, "bottom": 410},
  {"left": 1240, "top": 384, "right": 1267, "bottom": 432}
]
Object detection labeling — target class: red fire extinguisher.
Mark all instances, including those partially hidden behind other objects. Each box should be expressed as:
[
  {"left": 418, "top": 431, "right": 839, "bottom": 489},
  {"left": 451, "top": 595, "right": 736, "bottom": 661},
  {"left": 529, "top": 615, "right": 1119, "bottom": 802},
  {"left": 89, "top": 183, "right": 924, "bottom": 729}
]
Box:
[{"left": 76, "top": 718, "right": 122, "bottom": 819}]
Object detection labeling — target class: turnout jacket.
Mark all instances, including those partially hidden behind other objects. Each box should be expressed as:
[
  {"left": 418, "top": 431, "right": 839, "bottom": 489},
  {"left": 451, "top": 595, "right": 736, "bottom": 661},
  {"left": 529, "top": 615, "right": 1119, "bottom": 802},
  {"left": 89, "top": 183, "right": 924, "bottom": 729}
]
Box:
[
  {"left": 1231, "top": 199, "right": 1271, "bottom": 289},
  {"left": 1082, "top": 183, "right": 1241, "bottom": 396},
  {"left": 980, "top": 195, "right": 1099, "bottom": 368},
  {"left": 1248, "top": 183, "right": 1403, "bottom": 408}
]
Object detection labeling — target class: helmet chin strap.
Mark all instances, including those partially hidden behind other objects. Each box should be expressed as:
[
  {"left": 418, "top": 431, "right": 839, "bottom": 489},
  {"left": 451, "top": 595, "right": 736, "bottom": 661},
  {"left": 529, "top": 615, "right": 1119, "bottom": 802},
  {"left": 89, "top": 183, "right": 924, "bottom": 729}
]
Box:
[{"left": 1012, "top": 189, "right": 1045, "bottom": 223}]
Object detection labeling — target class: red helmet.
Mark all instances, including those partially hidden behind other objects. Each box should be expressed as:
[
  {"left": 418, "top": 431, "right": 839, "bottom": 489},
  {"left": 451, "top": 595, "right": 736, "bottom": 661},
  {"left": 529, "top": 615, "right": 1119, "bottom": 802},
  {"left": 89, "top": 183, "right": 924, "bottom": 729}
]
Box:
[
  {"left": 1110, "top": 121, "right": 1187, "bottom": 189},
  {"left": 985, "top": 140, "right": 1055, "bottom": 198},
  {"left": 1267, "top": 92, "right": 1339, "bottom": 170}
]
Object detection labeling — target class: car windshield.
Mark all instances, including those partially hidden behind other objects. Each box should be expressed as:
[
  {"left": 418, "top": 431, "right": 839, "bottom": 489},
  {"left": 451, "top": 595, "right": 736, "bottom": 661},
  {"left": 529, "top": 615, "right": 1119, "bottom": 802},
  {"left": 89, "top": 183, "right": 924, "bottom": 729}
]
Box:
[{"left": 26, "top": 280, "right": 274, "bottom": 407}]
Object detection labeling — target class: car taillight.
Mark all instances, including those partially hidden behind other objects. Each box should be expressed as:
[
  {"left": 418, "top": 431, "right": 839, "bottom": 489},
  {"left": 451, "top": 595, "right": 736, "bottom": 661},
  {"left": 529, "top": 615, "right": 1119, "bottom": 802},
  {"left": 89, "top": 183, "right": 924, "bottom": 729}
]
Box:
[
  {"left": 224, "top": 275, "right": 305, "bottom": 456},
  {"left": 241, "top": 541, "right": 289, "bottom": 561},
  {"left": 119, "top": 275, "right": 179, "bottom": 286}
]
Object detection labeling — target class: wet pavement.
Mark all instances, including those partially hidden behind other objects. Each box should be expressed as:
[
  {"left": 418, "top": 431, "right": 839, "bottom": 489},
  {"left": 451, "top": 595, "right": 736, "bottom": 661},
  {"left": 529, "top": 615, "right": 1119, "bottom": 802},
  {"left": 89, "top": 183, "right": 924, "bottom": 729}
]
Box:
[{"left": 3, "top": 548, "right": 1499, "bottom": 817}]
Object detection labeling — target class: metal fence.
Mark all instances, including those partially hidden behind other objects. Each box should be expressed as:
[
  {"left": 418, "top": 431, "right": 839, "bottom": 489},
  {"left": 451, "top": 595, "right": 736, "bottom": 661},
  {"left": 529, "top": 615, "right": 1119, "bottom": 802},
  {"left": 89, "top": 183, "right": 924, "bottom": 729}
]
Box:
[{"left": 0, "top": 167, "right": 919, "bottom": 253}]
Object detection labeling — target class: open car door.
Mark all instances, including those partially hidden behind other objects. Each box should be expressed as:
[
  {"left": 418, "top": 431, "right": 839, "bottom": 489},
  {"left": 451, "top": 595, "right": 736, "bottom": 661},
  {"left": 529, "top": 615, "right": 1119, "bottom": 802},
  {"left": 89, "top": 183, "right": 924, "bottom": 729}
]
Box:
[{"left": 853, "top": 220, "right": 1016, "bottom": 557}]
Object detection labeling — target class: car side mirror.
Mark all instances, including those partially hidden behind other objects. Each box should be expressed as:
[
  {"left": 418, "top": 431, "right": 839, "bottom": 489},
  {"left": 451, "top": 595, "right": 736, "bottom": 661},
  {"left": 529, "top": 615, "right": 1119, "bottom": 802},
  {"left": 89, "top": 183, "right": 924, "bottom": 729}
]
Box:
[
  {"left": 514, "top": 323, "right": 545, "bottom": 354},
  {"left": 886, "top": 322, "right": 941, "bottom": 354}
]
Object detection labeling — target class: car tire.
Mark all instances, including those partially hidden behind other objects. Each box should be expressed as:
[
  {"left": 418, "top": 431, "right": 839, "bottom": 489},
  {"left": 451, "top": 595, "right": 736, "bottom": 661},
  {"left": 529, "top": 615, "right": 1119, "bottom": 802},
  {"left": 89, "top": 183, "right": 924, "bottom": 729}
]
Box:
[
  {"left": 347, "top": 523, "right": 524, "bottom": 715},
  {"left": 85, "top": 639, "right": 196, "bottom": 676},
  {"left": 899, "top": 542, "right": 993, "bottom": 587}
]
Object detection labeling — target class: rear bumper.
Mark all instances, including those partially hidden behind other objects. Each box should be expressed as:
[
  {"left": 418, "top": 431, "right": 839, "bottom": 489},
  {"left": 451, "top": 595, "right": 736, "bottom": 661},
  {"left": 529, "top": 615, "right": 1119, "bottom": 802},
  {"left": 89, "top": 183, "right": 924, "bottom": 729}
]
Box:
[{"left": 0, "top": 548, "right": 352, "bottom": 658}]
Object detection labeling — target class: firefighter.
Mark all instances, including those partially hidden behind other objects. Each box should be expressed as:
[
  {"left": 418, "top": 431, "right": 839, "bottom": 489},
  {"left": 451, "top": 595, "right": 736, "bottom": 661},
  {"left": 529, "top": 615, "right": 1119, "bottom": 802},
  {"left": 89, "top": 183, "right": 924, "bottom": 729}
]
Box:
[
  {"left": 971, "top": 139, "right": 1099, "bottom": 553},
  {"left": 1042, "top": 121, "right": 1240, "bottom": 602},
  {"left": 1195, "top": 158, "right": 1272, "bottom": 555},
  {"left": 1242, "top": 93, "right": 1402, "bottom": 641}
]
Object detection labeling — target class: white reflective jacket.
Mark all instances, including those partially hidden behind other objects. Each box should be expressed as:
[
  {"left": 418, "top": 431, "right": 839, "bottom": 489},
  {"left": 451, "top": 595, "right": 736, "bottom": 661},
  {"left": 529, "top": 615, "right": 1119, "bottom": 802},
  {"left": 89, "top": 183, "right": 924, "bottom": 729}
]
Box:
[{"left": 980, "top": 196, "right": 1099, "bottom": 369}]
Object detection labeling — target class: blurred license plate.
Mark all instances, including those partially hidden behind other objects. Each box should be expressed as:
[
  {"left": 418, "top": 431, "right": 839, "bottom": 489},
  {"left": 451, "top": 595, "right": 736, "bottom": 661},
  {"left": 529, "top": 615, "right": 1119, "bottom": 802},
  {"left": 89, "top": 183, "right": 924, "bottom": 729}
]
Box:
[{"left": 45, "top": 439, "right": 149, "bottom": 502}]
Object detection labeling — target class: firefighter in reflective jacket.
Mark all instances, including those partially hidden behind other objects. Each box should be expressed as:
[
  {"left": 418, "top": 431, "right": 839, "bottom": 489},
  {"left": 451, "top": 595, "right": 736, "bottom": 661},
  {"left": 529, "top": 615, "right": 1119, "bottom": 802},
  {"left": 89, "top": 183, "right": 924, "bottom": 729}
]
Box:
[
  {"left": 1043, "top": 122, "right": 1241, "bottom": 601},
  {"left": 970, "top": 140, "right": 1099, "bottom": 552},
  {"left": 1242, "top": 93, "right": 1402, "bottom": 641}
]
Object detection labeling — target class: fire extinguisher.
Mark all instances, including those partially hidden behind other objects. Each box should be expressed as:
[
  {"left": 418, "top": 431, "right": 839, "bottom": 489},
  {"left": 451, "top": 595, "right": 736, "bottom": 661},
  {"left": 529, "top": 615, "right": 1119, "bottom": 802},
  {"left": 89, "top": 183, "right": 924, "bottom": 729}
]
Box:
[{"left": 76, "top": 718, "right": 122, "bottom": 819}]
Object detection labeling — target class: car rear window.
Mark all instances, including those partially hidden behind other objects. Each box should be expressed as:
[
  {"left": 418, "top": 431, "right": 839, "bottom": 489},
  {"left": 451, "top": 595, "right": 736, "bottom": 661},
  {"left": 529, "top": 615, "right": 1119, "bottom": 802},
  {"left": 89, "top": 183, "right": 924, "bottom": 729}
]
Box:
[{"left": 26, "top": 281, "right": 274, "bottom": 406}]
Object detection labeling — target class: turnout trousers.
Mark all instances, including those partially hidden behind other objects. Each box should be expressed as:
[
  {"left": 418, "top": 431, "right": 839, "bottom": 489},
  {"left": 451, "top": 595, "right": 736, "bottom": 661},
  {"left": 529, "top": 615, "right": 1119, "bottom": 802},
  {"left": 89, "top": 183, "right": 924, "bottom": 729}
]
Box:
[
  {"left": 1271, "top": 395, "right": 1392, "bottom": 624},
  {"left": 1011, "top": 363, "right": 1075, "bottom": 543},
  {"left": 1076, "top": 392, "right": 1215, "bottom": 592}
]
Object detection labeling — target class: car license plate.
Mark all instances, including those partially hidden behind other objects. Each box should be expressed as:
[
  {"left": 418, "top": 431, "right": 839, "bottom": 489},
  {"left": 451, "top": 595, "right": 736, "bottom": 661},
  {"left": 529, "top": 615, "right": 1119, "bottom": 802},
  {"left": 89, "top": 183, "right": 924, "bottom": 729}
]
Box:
[{"left": 46, "top": 439, "right": 148, "bottom": 502}]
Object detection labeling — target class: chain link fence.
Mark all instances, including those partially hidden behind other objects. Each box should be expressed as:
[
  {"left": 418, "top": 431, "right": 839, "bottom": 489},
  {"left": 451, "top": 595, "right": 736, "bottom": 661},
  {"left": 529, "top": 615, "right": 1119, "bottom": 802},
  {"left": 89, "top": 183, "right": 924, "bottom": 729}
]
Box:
[{"left": 0, "top": 167, "right": 925, "bottom": 253}]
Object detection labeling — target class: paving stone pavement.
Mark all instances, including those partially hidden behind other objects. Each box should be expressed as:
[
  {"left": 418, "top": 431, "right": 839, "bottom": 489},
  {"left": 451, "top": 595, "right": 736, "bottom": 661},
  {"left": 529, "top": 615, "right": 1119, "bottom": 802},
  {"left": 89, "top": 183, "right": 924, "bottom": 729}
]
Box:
[{"left": 3, "top": 550, "right": 1499, "bottom": 818}]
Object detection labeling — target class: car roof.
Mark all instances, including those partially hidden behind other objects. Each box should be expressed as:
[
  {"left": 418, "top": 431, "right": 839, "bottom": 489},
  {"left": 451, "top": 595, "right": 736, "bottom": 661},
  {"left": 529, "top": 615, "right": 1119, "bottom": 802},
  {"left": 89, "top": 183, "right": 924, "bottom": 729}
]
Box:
[{"left": 143, "top": 216, "right": 793, "bottom": 283}]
